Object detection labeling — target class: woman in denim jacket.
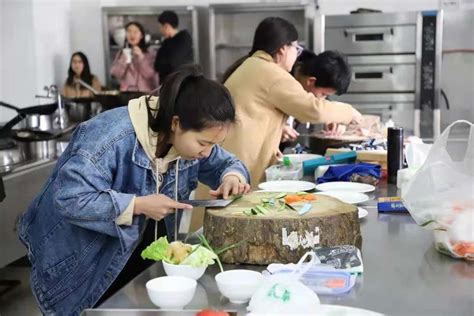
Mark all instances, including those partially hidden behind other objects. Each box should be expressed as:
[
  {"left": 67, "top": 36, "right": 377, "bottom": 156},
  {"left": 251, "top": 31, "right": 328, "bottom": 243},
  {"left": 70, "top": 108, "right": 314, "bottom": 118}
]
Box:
[{"left": 18, "top": 65, "right": 250, "bottom": 315}]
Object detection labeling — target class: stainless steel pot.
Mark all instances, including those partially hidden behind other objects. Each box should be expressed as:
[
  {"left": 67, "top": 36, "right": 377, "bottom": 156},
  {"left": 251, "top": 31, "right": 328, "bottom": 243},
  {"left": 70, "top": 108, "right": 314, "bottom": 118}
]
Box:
[
  {"left": 65, "top": 98, "right": 102, "bottom": 122},
  {"left": 67, "top": 101, "right": 91, "bottom": 122},
  {"left": 20, "top": 114, "right": 53, "bottom": 131},
  {"left": 13, "top": 130, "right": 57, "bottom": 160},
  {"left": 17, "top": 139, "right": 57, "bottom": 160}
]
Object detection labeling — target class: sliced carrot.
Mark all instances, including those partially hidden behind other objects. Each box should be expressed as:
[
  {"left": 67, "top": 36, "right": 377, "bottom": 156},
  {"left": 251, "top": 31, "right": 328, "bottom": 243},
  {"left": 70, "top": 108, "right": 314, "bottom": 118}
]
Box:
[
  {"left": 452, "top": 242, "right": 474, "bottom": 257},
  {"left": 303, "top": 194, "right": 317, "bottom": 201},
  {"left": 284, "top": 194, "right": 302, "bottom": 204}
]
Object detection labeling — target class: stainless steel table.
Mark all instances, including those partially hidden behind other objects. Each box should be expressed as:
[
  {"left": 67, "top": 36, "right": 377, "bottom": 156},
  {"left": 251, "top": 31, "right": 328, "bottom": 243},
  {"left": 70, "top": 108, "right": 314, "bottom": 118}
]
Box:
[{"left": 94, "top": 182, "right": 474, "bottom": 315}]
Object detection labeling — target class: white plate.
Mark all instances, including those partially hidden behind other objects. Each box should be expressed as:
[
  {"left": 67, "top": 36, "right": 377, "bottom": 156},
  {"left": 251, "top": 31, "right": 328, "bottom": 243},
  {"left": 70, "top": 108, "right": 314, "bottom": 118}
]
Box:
[
  {"left": 358, "top": 207, "right": 369, "bottom": 219},
  {"left": 316, "top": 191, "right": 370, "bottom": 204},
  {"left": 258, "top": 180, "right": 316, "bottom": 192},
  {"left": 277, "top": 153, "right": 322, "bottom": 163},
  {"left": 316, "top": 181, "right": 375, "bottom": 193},
  {"left": 248, "top": 304, "right": 383, "bottom": 316}
]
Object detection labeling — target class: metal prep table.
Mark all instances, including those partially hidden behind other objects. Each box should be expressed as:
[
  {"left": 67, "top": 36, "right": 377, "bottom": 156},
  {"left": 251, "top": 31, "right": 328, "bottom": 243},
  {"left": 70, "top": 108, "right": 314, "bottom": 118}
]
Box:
[{"left": 90, "top": 181, "right": 474, "bottom": 316}]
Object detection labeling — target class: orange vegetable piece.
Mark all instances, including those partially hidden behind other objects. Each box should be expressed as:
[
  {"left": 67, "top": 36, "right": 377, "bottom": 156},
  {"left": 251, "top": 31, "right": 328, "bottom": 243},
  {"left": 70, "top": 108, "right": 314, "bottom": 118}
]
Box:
[
  {"left": 452, "top": 242, "right": 474, "bottom": 257},
  {"left": 303, "top": 194, "right": 317, "bottom": 201},
  {"left": 284, "top": 194, "right": 303, "bottom": 204}
]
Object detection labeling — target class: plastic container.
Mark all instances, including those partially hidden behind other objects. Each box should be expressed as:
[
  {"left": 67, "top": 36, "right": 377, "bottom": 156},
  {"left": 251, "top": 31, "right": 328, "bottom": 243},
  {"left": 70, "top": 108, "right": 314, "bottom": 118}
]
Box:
[{"left": 265, "top": 163, "right": 303, "bottom": 181}]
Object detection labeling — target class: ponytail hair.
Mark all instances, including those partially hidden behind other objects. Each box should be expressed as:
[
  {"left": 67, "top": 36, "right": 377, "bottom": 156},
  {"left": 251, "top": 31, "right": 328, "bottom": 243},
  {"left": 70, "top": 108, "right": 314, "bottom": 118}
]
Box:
[
  {"left": 148, "top": 64, "right": 236, "bottom": 157},
  {"left": 221, "top": 17, "right": 298, "bottom": 83}
]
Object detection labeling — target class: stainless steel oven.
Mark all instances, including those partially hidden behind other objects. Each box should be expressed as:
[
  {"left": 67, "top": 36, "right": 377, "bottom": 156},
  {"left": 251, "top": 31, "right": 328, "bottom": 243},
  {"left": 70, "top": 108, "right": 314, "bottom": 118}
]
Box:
[{"left": 316, "top": 11, "right": 443, "bottom": 138}]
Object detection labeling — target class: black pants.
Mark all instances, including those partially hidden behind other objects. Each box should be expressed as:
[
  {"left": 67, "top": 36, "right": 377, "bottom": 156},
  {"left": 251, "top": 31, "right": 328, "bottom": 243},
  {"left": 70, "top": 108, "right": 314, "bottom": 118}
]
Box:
[{"left": 94, "top": 219, "right": 167, "bottom": 307}]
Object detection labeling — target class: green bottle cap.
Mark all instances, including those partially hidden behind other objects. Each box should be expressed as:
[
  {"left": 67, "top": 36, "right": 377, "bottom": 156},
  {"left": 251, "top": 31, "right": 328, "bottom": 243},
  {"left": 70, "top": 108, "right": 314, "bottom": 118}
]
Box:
[{"left": 283, "top": 156, "right": 291, "bottom": 167}]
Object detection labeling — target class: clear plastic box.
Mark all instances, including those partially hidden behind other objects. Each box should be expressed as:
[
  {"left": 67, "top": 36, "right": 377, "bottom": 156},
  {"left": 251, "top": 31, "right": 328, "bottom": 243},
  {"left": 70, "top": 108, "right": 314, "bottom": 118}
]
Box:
[{"left": 265, "top": 163, "right": 303, "bottom": 181}]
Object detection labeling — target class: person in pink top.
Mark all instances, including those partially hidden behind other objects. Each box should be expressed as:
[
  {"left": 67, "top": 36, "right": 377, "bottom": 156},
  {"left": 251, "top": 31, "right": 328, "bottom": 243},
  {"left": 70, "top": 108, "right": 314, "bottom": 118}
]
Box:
[{"left": 111, "top": 22, "right": 158, "bottom": 92}]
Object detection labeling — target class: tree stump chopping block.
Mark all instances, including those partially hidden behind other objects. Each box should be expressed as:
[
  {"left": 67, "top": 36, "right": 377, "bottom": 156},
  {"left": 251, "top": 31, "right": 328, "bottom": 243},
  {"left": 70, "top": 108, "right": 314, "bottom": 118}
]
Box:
[{"left": 203, "top": 192, "right": 362, "bottom": 265}]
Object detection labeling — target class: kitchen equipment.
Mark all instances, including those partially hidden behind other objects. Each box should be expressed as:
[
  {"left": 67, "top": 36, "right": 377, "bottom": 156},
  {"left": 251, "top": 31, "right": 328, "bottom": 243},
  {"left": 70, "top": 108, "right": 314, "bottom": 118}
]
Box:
[
  {"left": 13, "top": 129, "right": 57, "bottom": 160},
  {"left": 64, "top": 97, "right": 96, "bottom": 122},
  {"left": 320, "top": 11, "right": 443, "bottom": 138},
  {"left": 178, "top": 198, "right": 236, "bottom": 208},
  {"left": 265, "top": 163, "right": 303, "bottom": 181},
  {"left": 0, "top": 99, "right": 59, "bottom": 131},
  {"left": 387, "top": 127, "right": 404, "bottom": 184},
  {"left": 0, "top": 138, "right": 26, "bottom": 172},
  {"left": 215, "top": 270, "right": 263, "bottom": 304},
  {"left": 0, "top": 114, "right": 29, "bottom": 171},
  {"left": 75, "top": 80, "right": 145, "bottom": 110},
  {"left": 21, "top": 114, "right": 53, "bottom": 131},
  {"left": 145, "top": 276, "right": 197, "bottom": 309},
  {"left": 289, "top": 124, "right": 367, "bottom": 155},
  {"left": 207, "top": 2, "right": 312, "bottom": 80}
]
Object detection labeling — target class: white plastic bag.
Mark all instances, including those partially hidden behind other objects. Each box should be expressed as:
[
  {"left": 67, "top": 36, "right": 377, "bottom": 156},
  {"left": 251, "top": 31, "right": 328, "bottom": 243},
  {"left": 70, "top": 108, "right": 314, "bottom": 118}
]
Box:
[
  {"left": 247, "top": 252, "right": 320, "bottom": 314},
  {"left": 402, "top": 120, "right": 474, "bottom": 260}
]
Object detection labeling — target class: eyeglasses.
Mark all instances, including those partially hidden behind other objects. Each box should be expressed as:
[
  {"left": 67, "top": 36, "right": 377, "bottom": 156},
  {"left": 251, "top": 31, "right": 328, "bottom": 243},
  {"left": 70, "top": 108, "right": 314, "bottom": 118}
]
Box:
[{"left": 291, "top": 43, "right": 304, "bottom": 57}]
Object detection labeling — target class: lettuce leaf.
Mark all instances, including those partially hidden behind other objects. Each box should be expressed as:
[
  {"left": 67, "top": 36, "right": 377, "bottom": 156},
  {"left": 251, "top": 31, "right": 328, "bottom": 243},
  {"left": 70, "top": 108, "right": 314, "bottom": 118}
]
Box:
[
  {"left": 140, "top": 236, "right": 171, "bottom": 261},
  {"left": 180, "top": 245, "right": 218, "bottom": 267}
]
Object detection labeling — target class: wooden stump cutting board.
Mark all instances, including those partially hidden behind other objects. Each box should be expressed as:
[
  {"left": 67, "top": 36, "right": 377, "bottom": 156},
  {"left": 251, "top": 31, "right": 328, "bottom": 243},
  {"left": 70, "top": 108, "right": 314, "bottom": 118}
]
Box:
[{"left": 204, "top": 192, "right": 362, "bottom": 265}]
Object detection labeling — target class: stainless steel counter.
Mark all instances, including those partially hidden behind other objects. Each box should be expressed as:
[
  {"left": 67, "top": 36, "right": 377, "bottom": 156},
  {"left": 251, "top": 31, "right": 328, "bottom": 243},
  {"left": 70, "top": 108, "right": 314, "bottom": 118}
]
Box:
[{"left": 95, "top": 182, "right": 474, "bottom": 315}]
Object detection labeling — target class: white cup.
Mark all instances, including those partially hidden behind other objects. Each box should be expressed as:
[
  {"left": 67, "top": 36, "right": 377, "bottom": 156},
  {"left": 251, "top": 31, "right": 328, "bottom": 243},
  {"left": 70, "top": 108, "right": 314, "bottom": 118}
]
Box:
[{"left": 122, "top": 48, "right": 132, "bottom": 64}]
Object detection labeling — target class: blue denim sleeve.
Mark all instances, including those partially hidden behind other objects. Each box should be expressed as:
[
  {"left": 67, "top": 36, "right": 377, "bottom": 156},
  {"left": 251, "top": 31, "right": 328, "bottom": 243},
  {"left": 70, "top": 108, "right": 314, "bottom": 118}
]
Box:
[
  {"left": 54, "top": 153, "right": 139, "bottom": 251},
  {"left": 197, "top": 145, "right": 250, "bottom": 190}
]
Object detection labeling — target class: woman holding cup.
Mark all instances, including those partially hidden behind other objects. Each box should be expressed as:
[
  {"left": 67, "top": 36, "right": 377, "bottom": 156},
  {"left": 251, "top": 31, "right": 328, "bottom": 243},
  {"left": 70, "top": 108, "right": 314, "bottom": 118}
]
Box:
[{"left": 111, "top": 22, "right": 158, "bottom": 92}]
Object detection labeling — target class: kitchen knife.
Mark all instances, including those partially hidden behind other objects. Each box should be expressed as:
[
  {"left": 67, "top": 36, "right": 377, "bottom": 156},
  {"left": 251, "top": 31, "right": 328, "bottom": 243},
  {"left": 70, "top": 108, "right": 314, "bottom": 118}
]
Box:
[{"left": 179, "top": 195, "right": 242, "bottom": 208}]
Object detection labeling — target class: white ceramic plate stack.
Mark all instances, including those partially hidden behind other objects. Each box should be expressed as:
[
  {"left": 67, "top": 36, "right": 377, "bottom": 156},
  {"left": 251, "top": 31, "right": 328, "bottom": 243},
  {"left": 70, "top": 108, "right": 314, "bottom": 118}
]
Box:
[
  {"left": 315, "top": 182, "right": 376, "bottom": 193},
  {"left": 315, "top": 182, "right": 375, "bottom": 219},
  {"left": 258, "top": 180, "right": 316, "bottom": 192}
]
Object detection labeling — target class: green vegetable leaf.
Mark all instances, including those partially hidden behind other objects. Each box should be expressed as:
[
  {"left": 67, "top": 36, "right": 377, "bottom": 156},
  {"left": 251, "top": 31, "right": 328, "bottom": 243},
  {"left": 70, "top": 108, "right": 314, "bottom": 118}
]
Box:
[
  {"left": 141, "top": 236, "right": 170, "bottom": 261},
  {"left": 180, "top": 245, "right": 218, "bottom": 267}
]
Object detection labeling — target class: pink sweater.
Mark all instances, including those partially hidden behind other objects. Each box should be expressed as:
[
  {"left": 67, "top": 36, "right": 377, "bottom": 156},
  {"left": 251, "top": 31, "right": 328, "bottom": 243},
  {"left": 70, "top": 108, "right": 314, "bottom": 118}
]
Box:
[{"left": 110, "top": 48, "right": 159, "bottom": 92}]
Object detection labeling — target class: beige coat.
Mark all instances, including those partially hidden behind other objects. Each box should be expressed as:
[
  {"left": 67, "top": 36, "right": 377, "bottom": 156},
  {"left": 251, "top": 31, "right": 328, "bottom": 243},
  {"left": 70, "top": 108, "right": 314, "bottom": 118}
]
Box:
[
  {"left": 222, "top": 50, "right": 354, "bottom": 186},
  {"left": 62, "top": 76, "right": 102, "bottom": 98}
]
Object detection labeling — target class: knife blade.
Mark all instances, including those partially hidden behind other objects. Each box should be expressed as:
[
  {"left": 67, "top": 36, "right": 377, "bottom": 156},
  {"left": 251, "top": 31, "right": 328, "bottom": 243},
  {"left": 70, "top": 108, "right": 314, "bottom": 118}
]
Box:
[{"left": 180, "top": 195, "right": 242, "bottom": 209}]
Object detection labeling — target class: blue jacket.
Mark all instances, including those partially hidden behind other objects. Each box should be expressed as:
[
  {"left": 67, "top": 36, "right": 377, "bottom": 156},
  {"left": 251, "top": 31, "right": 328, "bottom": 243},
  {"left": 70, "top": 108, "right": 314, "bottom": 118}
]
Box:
[{"left": 18, "top": 107, "right": 249, "bottom": 315}]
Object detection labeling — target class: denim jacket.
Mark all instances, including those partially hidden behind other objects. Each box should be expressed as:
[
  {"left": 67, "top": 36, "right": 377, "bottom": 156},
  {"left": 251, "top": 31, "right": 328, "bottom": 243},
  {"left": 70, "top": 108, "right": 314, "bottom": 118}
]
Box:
[{"left": 18, "top": 107, "right": 250, "bottom": 315}]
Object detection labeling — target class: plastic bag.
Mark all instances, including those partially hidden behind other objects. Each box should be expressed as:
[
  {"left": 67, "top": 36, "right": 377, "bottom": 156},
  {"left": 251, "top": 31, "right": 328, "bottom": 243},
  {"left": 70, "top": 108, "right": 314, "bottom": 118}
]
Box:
[
  {"left": 402, "top": 120, "right": 474, "bottom": 260},
  {"left": 247, "top": 252, "right": 320, "bottom": 314}
]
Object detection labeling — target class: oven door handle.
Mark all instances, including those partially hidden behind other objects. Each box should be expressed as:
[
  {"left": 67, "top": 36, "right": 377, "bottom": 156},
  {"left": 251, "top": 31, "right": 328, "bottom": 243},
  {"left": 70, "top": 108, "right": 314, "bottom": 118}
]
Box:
[
  {"left": 344, "top": 27, "right": 393, "bottom": 41},
  {"left": 352, "top": 66, "right": 393, "bottom": 80}
]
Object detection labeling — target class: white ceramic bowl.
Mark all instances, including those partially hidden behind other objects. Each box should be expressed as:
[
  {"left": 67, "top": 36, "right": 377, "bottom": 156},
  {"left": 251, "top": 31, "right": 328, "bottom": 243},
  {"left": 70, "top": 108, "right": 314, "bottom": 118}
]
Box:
[
  {"left": 146, "top": 276, "right": 197, "bottom": 309},
  {"left": 215, "top": 269, "right": 264, "bottom": 304},
  {"left": 162, "top": 260, "right": 207, "bottom": 280}
]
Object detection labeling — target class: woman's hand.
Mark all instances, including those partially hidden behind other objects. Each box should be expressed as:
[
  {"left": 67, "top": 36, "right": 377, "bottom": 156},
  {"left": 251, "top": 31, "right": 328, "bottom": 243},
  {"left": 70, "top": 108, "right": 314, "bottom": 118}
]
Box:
[
  {"left": 351, "top": 107, "right": 363, "bottom": 125},
  {"left": 281, "top": 124, "right": 300, "bottom": 143},
  {"left": 323, "top": 123, "right": 347, "bottom": 137},
  {"left": 132, "top": 46, "right": 144, "bottom": 59},
  {"left": 209, "top": 175, "right": 250, "bottom": 199},
  {"left": 134, "top": 194, "right": 192, "bottom": 221}
]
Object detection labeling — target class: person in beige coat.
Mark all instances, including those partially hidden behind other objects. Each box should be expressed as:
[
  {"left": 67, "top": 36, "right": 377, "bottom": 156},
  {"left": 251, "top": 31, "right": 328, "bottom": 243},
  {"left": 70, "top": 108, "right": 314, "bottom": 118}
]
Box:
[
  {"left": 63, "top": 52, "right": 102, "bottom": 98},
  {"left": 221, "top": 17, "right": 362, "bottom": 187}
]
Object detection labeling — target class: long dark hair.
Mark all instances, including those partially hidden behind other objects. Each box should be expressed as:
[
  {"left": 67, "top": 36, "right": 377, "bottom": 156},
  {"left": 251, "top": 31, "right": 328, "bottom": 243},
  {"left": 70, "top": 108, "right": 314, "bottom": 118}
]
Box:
[
  {"left": 221, "top": 17, "right": 298, "bottom": 83},
  {"left": 124, "top": 21, "right": 148, "bottom": 53},
  {"left": 296, "top": 50, "right": 352, "bottom": 95},
  {"left": 66, "top": 52, "right": 93, "bottom": 87},
  {"left": 147, "top": 64, "right": 236, "bottom": 157}
]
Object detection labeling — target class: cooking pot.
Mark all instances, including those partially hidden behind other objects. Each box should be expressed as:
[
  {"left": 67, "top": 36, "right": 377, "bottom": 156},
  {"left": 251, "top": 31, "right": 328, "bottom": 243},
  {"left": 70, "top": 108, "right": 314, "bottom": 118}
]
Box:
[{"left": 13, "top": 129, "right": 57, "bottom": 160}]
